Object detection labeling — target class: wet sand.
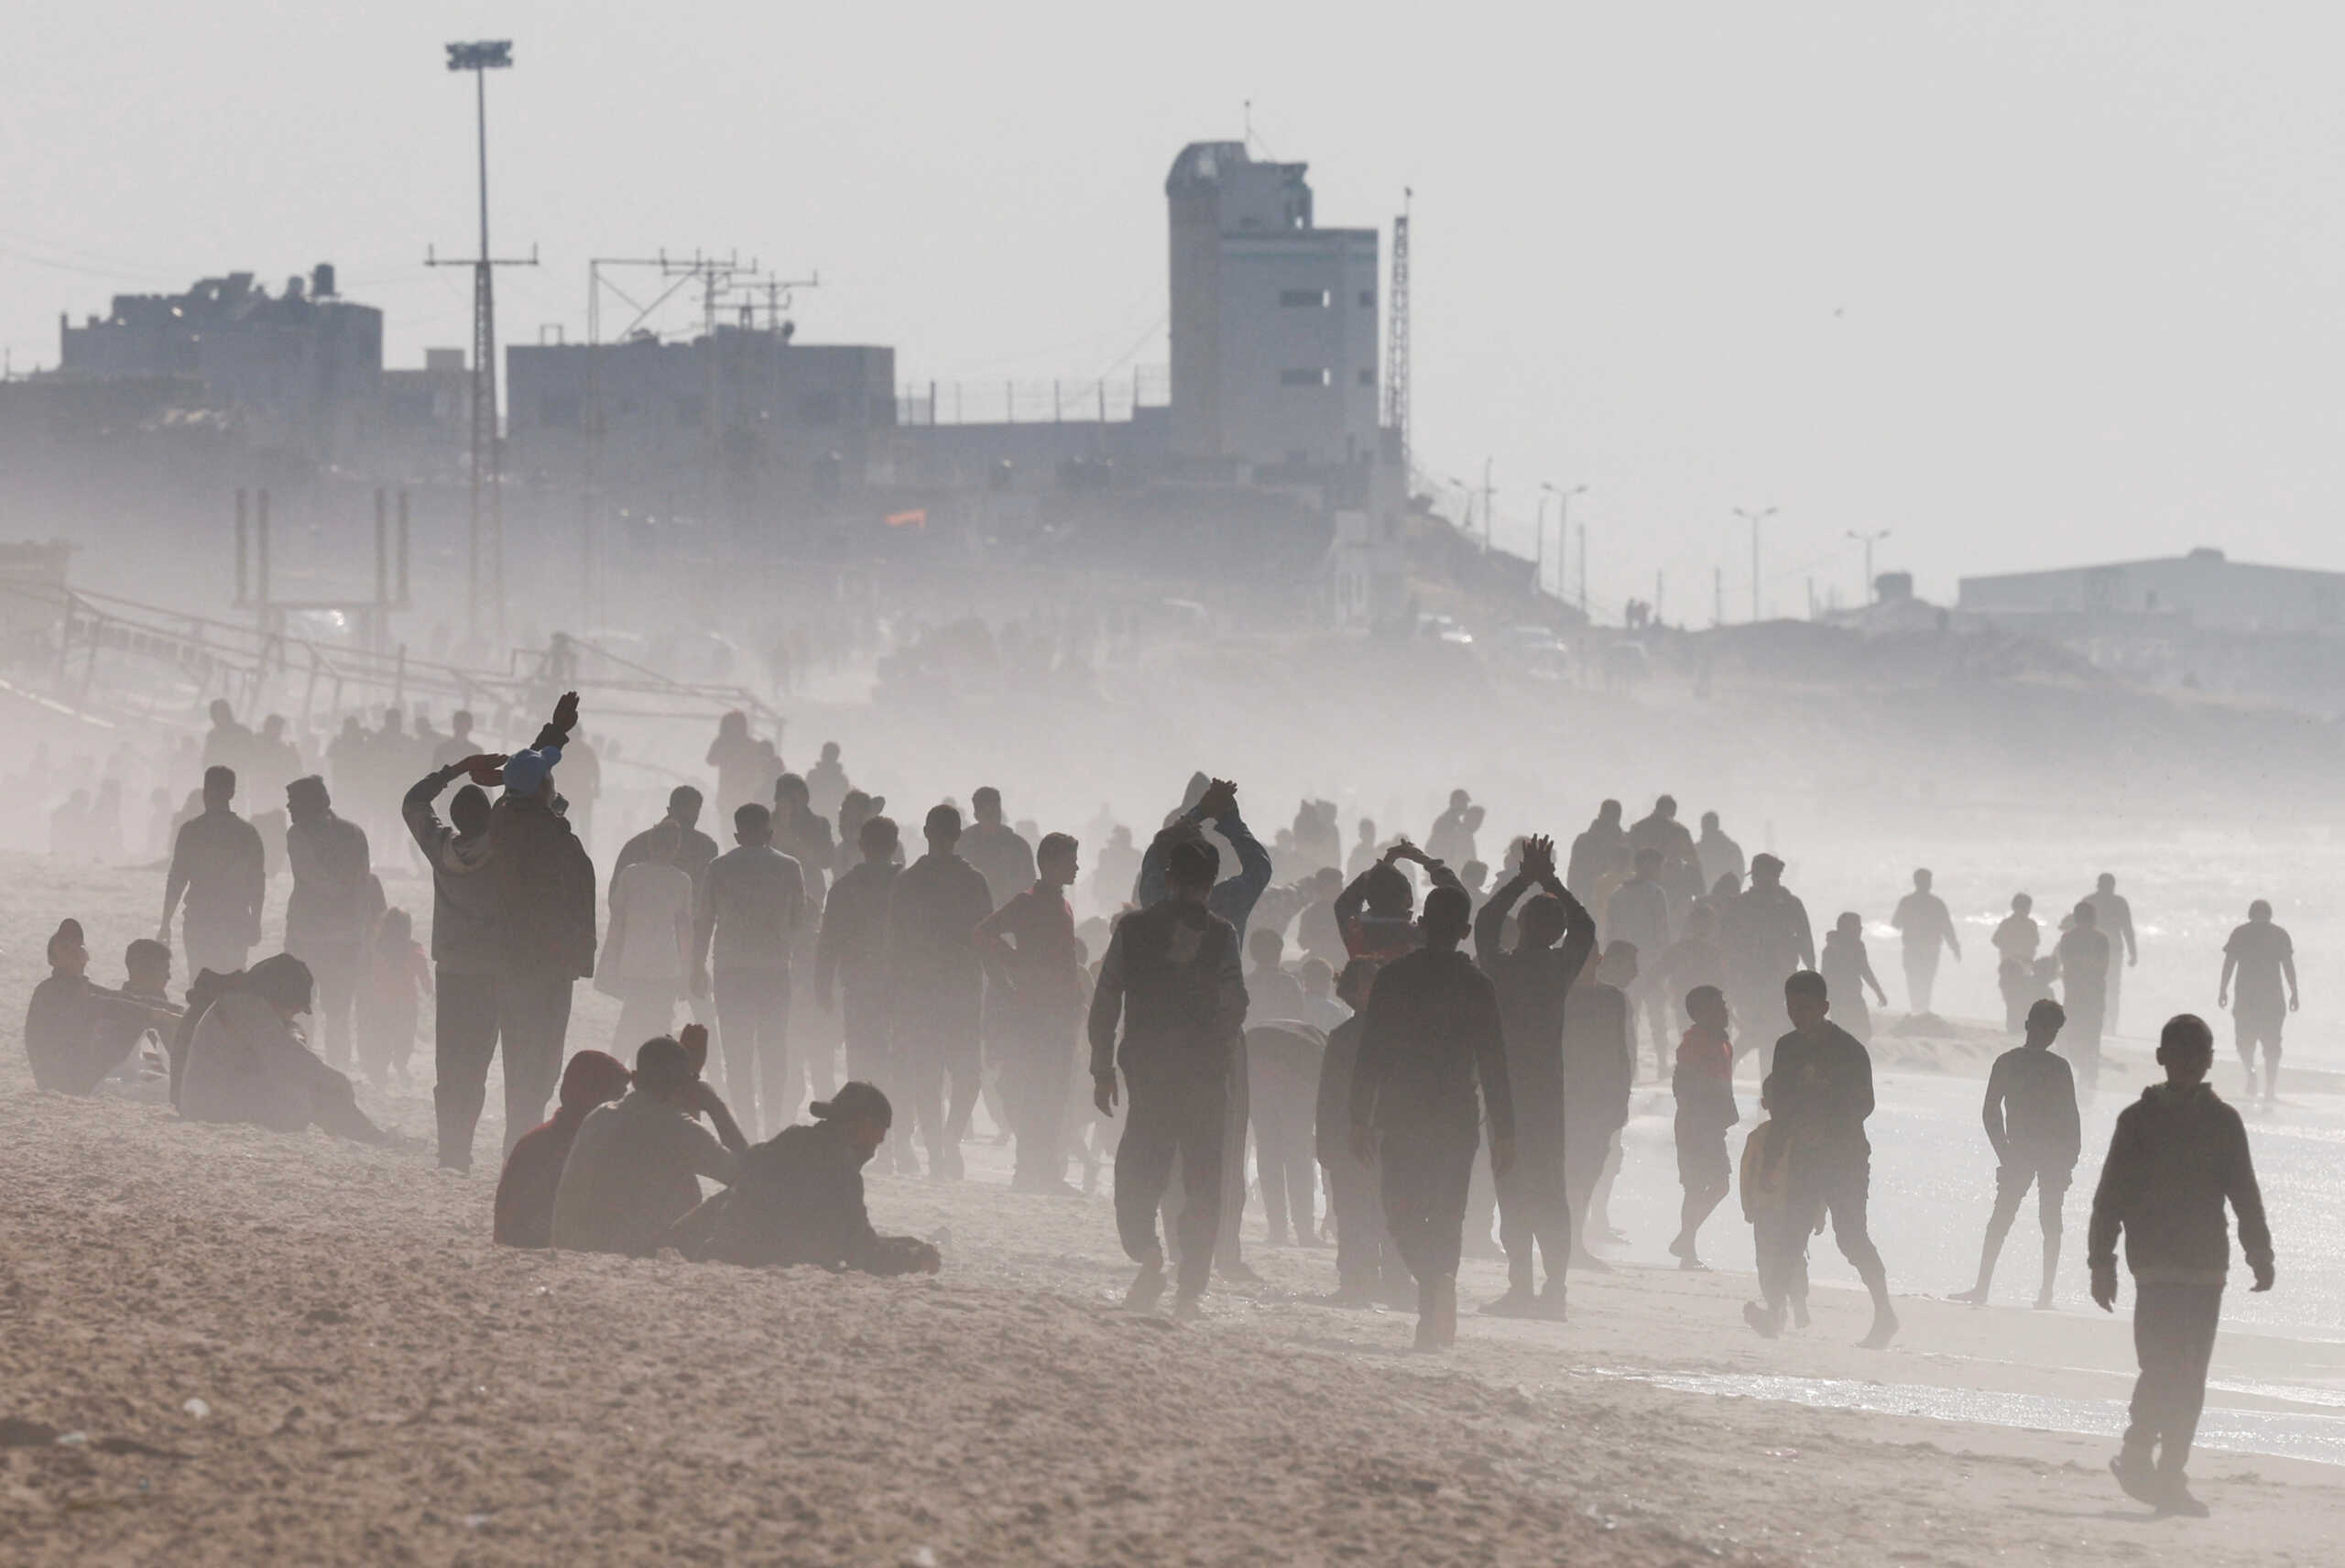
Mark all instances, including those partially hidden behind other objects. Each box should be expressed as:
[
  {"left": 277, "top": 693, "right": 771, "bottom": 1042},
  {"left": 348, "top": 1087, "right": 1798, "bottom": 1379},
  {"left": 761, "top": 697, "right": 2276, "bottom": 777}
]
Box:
[{"left": 6, "top": 855, "right": 2344, "bottom": 1563}]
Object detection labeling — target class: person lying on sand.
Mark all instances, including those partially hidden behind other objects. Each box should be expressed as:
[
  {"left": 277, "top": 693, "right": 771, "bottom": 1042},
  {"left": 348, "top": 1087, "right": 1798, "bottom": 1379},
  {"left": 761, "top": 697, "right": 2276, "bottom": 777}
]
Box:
[
  {"left": 551, "top": 1029, "right": 747, "bottom": 1258},
  {"left": 494, "top": 1049, "right": 634, "bottom": 1248},
  {"left": 673, "top": 1082, "right": 941, "bottom": 1274},
  {"left": 178, "top": 953, "right": 392, "bottom": 1143}
]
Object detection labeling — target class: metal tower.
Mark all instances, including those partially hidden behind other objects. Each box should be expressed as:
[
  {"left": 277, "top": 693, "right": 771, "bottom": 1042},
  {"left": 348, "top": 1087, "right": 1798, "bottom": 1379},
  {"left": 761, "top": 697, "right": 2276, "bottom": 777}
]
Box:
[{"left": 1383, "top": 191, "right": 1412, "bottom": 489}]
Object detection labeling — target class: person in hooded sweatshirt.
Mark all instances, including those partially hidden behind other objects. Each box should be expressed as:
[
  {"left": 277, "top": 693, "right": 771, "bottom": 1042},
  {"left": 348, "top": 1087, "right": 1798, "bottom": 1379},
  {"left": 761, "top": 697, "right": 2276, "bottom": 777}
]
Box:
[
  {"left": 403, "top": 752, "right": 506, "bottom": 1171},
  {"left": 179, "top": 953, "right": 389, "bottom": 1142},
  {"left": 551, "top": 1029, "right": 747, "bottom": 1258},
  {"left": 494, "top": 1049, "right": 633, "bottom": 1247},
  {"left": 489, "top": 693, "right": 596, "bottom": 1153},
  {"left": 673, "top": 1081, "right": 942, "bottom": 1274},
  {"left": 2090, "top": 1012, "right": 2274, "bottom": 1519}
]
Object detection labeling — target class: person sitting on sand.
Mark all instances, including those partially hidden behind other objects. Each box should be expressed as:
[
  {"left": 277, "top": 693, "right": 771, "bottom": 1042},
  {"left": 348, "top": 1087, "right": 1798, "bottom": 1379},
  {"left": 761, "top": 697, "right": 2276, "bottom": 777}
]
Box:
[
  {"left": 551, "top": 1029, "right": 748, "bottom": 1258},
  {"left": 178, "top": 953, "right": 392, "bottom": 1143},
  {"left": 1670, "top": 985, "right": 1740, "bottom": 1271},
  {"left": 673, "top": 1082, "right": 942, "bottom": 1274},
  {"left": 493, "top": 1049, "right": 634, "bottom": 1247},
  {"left": 25, "top": 920, "right": 179, "bottom": 1095}
]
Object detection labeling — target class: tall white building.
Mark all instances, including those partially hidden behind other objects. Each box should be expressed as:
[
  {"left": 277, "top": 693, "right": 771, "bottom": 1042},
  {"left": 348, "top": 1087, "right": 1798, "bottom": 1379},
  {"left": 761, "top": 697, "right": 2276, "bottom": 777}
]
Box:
[{"left": 1165, "top": 142, "right": 1380, "bottom": 475}]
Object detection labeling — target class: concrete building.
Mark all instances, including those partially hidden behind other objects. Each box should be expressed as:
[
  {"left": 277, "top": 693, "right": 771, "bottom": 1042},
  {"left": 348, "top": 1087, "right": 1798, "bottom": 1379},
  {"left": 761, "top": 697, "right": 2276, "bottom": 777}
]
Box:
[
  {"left": 1165, "top": 142, "right": 1380, "bottom": 476},
  {"left": 504, "top": 327, "right": 894, "bottom": 526},
  {"left": 59, "top": 266, "right": 380, "bottom": 464},
  {"left": 1959, "top": 548, "right": 2345, "bottom": 636},
  {"left": 376, "top": 347, "right": 472, "bottom": 481}
]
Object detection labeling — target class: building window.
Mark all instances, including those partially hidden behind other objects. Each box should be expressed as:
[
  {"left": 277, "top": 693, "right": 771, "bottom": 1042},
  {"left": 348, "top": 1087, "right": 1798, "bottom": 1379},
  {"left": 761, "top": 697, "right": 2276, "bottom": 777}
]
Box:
[
  {"left": 1358, "top": 290, "right": 1376, "bottom": 309},
  {"left": 1279, "top": 368, "right": 1332, "bottom": 387},
  {"left": 1278, "top": 289, "right": 1332, "bottom": 308},
  {"left": 1357, "top": 368, "right": 1375, "bottom": 387}
]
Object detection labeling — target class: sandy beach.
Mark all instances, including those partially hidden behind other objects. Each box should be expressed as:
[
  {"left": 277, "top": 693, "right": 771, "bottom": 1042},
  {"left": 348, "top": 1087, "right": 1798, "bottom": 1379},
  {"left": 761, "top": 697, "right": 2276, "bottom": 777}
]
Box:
[{"left": 6, "top": 854, "right": 2344, "bottom": 1565}]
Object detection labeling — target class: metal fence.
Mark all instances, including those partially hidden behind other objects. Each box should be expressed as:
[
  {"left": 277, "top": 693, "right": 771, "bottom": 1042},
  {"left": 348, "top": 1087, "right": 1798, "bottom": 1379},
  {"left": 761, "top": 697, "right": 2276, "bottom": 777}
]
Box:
[{"left": 897, "top": 365, "right": 1169, "bottom": 427}]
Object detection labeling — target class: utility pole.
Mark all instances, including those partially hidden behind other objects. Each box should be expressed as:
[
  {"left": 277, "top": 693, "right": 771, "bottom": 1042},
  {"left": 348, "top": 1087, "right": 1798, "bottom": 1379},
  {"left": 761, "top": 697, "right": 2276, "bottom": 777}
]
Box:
[
  {"left": 1548, "top": 483, "right": 1587, "bottom": 605},
  {"left": 1713, "top": 566, "right": 1724, "bottom": 627},
  {"left": 1480, "top": 458, "right": 1495, "bottom": 548},
  {"left": 1847, "top": 528, "right": 1892, "bottom": 603},
  {"left": 432, "top": 40, "right": 535, "bottom": 649},
  {"left": 1733, "top": 505, "right": 1779, "bottom": 622}
]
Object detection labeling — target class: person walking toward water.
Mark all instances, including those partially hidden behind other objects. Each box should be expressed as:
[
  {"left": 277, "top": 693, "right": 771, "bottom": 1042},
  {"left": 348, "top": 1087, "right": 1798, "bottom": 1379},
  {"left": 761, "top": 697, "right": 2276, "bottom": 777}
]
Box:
[
  {"left": 2086, "top": 874, "right": 2139, "bottom": 1032},
  {"left": 2056, "top": 902, "right": 2112, "bottom": 1097},
  {"left": 1891, "top": 869, "right": 1960, "bottom": 1016},
  {"left": 2090, "top": 1013, "right": 2273, "bottom": 1518},
  {"left": 159, "top": 765, "right": 265, "bottom": 981},
  {"left": 1953, "top": 998, "right": 2080, "bottom": 1309},
  {"left": 2218, "top": 901, "right": 2297, "bottom": 1109}
]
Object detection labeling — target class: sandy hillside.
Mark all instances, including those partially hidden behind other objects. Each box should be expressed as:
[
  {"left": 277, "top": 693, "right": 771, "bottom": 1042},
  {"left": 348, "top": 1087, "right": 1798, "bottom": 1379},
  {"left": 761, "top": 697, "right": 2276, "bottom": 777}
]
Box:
[{"left": 5, "top": 855, "right": 2343, "bottom": 1564}]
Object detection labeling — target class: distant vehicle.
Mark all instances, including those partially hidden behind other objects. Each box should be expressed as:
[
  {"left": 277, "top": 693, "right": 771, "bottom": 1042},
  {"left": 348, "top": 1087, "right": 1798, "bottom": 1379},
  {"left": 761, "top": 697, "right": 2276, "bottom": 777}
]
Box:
[
  {"left": 1495, "top": 624, "right": 1573, "bottom": 681},
  {"left": 1415, "top": 612, "right": 1475, "bottom": 648}
]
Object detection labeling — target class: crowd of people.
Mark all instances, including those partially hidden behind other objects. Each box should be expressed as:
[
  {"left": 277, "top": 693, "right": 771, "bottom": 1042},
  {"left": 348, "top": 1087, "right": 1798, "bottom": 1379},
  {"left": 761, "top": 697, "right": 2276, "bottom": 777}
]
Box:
[{"left": 19, "top": 701, "right": 2294, "bottom": 1519}]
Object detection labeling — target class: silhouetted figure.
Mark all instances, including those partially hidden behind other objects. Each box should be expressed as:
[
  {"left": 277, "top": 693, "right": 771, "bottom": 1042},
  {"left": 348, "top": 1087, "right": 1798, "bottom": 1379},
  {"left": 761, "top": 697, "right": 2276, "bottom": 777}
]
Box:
[
  {"left": 772, "top": 772, "right": 838, "bottom": 1110},
  {"left": 360, "top": 907, "right": 430, "bottom": 1085},
  {"left": 403, "top": 753, "right": 505, "bottom": 1172},
  {"left": 25, "top": 921, "right": 178, "bottom": 1095},
  {"left": 1752, "top": 970, "right": 1898, "bottom": 1346},
  {"left": 1723, "top": 854, "right": 1815, "bottom": 1068},
  {"left": 1891, "top": 869, "right": 1961, "bottom": 1016},
  {"left": 888, "top": 803, "right": 996, "bottom": 1179},
  {"left": 1626, "top": 794, "right": 1696, "bottom": 867},
  {"left": 1696, "top": 811, "right": 1745, "bottom": 890},
  {"left": 202, "top": 698, "right": 254, "bottom": 777},
  {"left": 2057, "top": 901, "right": 2112, "bottom": 1097},
  {"left": 1425, "top": 789, "right": 1478, "bottom": 869},
  {"left": 180, "top": 953, "right": 387, "bottom": 1142},
  {"left": 1336, "top": 840, "right": 1459, "bottom": 965},
  {"left": 1671, "top": 985, "right": 1739, "bottom": 1270},
  {"left": 488, "top": 696, "right": 596, "bottom": 1153},
  {"left": 1136, "top": 779, "right": 1273, "bottom": 1277},
  {"left": 1563, "top": 941, "right": 1638, "bottom": 1269},
  {"left": 1819, "top": 912, "right": 1891, "bottom": 1044},
  {"left": 1658, "top": 903, "right": 1729, "bottom": 1032},
  {"left": 1249, "top": 1020, "right": 1325, "bottom": 1246},
  {"left": 551, "top": 1030, "right": 747, "bottom": 1257},
  {"left": 283, "top": 775, "right": 377, "bottom": 1071},
  {"left": 431, "top": 709, "right": 478, "bottom": 770},
  {"left": 2091, "top": 1013, "right": 2274, "bottom": 1518},
  {"left": 1346, "top": 816, "right": 1382, "bottom": 878},
  {"left": 493, "top": 1050, "right": 632, "bottom": 1247},
  {"left": 614, "top": 786, "right": 721, "bottom": 900},
  {"left": 1953, "top": 998, "right": 2080, "bottom": 1309},
  {"left": 1606, "top": 846, "right": 1675, "bottom": 1077},
  {"left": 2087, "top": 874, "right": 2140, "bottom": 1033},
  {"left": 1314, "top": 960, "right": 1402, "bottom": 1305},
  {"left": 2219, "top": 900, "right": 2297, "bottom": 1108},
  {"left": 960, "top": 786, "right": 1036, "bottom": 909},
  {"left": 673, "top": 1082, "right": 942, "bottom": 1274},
  {"left": 1475, "top": 834, "right": 1596, "bottom": 1317},
  {"left": 1090, "top": 838, "right": 1249, "bottom": 1316},
  {"left": 1565, "top": 800, "right": 1625, "bottom": 903},
  {"left": 605, "top": 823, "right": 693, "bottom": 1050},
  {"left": 694, "top": 802, "right": 807, "bottom": 1140},
  {"left": 976, "top": 832, "right": 1087, "bottom": 1193},
  {"left": 1992, "top": 894, "right": 2042, "bottom": 1032},
  {"left": 705, "top": 710, "right": 765, "bottom": 826},
  {"left": 1349, "top": 885, "right": 1513, "bottom": 1352},
  {"left": 159, "top": 766, "right": 265, "bottom": 979},
  {"left": 1089, "top": 823, "right": 1141, "bottom": 914},
  {"left": 817, "top": 814, "right": 905, "bottom": 1169},
  {"left": 806, "top": 741, "right": 851, "bottom": 824}
]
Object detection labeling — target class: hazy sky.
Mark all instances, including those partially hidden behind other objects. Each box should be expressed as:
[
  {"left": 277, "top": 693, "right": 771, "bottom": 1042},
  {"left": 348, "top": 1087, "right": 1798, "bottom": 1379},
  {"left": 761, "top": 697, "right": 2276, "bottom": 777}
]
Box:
[{"left": 6, "top": 3, "right": 2341, "bottom": 615}]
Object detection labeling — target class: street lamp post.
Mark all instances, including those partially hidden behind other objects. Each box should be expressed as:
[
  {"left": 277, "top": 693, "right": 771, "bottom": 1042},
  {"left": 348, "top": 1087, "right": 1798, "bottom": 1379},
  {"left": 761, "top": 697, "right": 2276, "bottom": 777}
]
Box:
[
  {"left": 1733, "top": 505, "right": 1779, "bottom": 622},
  {"left": 1847, "top": 528, "right": 1892, "bottom": 604},
  {"left": 1545, "top": 482, "right": 1588, "bottom": 609},
  {"left": 446, "top": 39, "right": 513, "bottom": 647},
  {"left": 1535, "top": 485, "right": 1554, "bottom": 593}
]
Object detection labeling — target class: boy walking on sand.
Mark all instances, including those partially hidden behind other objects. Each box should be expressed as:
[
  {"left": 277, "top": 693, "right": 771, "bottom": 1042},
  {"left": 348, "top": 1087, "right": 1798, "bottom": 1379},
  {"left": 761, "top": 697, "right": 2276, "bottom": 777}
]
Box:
[{"left": 2089, "top": 1013, "right": 2274, "bottom": 1517}]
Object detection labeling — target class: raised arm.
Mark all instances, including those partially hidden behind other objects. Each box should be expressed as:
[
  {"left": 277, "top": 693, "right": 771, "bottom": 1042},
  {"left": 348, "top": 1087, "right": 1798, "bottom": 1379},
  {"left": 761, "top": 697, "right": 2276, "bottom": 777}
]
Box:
[{"left": 1476, "top": 870, "right": 1534, "bottom": 965}]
